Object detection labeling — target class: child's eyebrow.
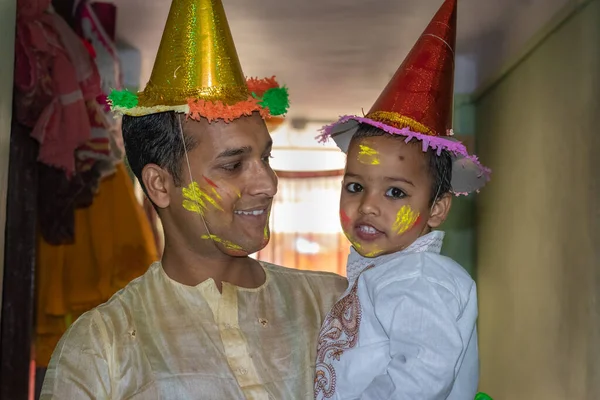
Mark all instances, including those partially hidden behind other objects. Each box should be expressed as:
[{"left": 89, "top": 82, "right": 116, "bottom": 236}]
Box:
[
  {"left": 345, "top": 172, "right": 415, "bottom": 187},
  {"left": 384, "top": 176, "right": 415, "bottom": 186}
]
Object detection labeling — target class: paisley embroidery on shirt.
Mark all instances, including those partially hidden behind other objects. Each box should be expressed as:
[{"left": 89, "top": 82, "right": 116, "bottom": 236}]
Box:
[{"left": 314, "top": 266, "right": 372, "bottom": 399}]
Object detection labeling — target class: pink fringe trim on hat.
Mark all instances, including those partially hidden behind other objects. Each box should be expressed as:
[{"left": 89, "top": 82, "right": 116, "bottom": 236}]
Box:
[{"left": 317, "top": 115, "right": 492, "bottom": 190}]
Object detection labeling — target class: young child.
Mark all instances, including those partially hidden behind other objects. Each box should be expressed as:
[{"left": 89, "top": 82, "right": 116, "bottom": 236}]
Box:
[{"left": 313, "top": 0, "right": 491, "bottom": 399}]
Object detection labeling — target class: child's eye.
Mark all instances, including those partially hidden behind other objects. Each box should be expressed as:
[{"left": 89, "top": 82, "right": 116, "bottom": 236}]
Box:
[
  {"left": 345, "top": 182, "right": 363, "bottom": 193},
  {"left": 385, "top": 187, "right": 406, "bottom": 199}
]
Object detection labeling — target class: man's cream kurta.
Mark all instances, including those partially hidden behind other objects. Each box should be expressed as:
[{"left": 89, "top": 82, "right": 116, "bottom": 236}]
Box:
[{"left": 41, "top": 262, "right": 347, "bottom": 399}]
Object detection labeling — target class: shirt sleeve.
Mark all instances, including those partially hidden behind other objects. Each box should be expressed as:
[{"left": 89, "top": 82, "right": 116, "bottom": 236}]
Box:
[
  {"left": 40, "top": 309, "right": 112, "bottom": 399},
  {"left": 359, "top": 275, "right": 464, "bottom": 400}
]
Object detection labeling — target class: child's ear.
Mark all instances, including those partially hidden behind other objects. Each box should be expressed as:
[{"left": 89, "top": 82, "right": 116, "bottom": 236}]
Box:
[{"left": 427, "top": 193, "right": 452, "bottom": 228}]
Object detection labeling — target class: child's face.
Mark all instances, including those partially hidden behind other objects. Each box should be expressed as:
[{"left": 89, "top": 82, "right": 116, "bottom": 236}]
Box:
[{"left": 340, "top": 135, "right": 451, "bottom": 257}]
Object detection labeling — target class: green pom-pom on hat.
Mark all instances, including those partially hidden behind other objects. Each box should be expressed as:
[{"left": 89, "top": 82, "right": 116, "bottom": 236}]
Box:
[
  {"left": 253, "top": 86, "right": 289, "bottom": 116},
  {"left": 475, "top": 392, "right": 493, "bottom": 400},
  {"left": 108, "top": 89, "right": 139, "bottom": 109}
]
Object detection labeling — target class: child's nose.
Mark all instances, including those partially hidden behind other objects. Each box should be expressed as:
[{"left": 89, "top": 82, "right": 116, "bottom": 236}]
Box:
[{"left": 358, "top": 194, "right": 380, "bottom": 216}]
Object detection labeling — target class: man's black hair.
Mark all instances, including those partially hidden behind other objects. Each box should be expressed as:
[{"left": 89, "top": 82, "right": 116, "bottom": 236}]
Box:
[
  {"left": 352, "top": 123, "right": 452, "bottom": 204},
  {"left": 122, "top": 111, "right": 198, "bottom": 196}
]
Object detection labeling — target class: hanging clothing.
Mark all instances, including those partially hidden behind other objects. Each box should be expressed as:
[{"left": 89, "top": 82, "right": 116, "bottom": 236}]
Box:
[
  {"left": 14, "top": 2, "right": 102, "bottom": 177},
  {"left": 14, "top": 0, "right": 117, "bottom": 244},
  {"left": 74, "top": 0, "right": 125, "bottom": 177},
  {"left": 35, "top": 162, "right": 159, "bottom": 367}
]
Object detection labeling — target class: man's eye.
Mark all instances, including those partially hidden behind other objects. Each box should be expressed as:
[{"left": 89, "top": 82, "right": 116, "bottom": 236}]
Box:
[
  {"left": 385, "top": 187, "right": 406, "bottom": 199},
  {"left": 262, "top": 154, "right": 273, "bottom": 163},
  {"left": 345, "top": 182, "right": 363, "bottom": 193},
  {"left": 222, "top": 162, "right": 242, "bottom": 171}
]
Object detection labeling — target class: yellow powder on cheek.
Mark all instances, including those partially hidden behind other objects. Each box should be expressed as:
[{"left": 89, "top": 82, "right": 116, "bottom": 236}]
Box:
[
  {"left": 219, "top": 180, "right": 241, "bottom": 198},
  {"left": 357, "top": 144, "right": 380, "bottom": 165},
  {"left": 181, "top": 181, "right": 224, "bottom": 215},
  {"left": 393, "top": 205, "right": 420, "bottom": 234}
]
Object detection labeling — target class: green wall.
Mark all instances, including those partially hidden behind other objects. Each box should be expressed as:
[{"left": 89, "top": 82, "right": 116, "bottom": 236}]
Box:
[
  {"left": 440, "top": 95, "right": 477, "bottom": 277},
  {"left": 475, "top": 0, "right": 600, "bottom": 397}
]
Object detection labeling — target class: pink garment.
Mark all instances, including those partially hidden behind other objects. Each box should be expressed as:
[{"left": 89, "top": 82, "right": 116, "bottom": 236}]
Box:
[
  {"left": 73, "top": 1, "right": 125, "bottom": 176},
  {"left": 14, "top": 1, "right": 102, "bottom": 177}
]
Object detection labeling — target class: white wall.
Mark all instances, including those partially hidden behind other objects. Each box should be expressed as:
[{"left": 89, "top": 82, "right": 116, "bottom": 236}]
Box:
[{"left": 0, "top": 0, "right": 17, "bottom": 318}]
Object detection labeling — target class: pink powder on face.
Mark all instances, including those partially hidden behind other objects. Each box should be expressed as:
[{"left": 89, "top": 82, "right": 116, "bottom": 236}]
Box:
[
  {"left": 340, "top": 210, "right": 352, "bottom": 227},
  {"left": 203, "top": 175, "right": 219, "bottom": 188}
]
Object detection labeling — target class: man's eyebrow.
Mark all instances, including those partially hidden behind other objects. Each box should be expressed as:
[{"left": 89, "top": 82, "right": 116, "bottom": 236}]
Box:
[{"left": 216, "top": 146, "right": 252, "bottom": 158}]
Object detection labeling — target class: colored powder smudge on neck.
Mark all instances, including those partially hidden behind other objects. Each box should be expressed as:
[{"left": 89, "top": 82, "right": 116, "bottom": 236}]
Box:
[
  {"left": 201, "top": 234, "right": 243, "bottom": 251},
  {"left": 365, "top": 249, "right": 382, "bottom": 257}
]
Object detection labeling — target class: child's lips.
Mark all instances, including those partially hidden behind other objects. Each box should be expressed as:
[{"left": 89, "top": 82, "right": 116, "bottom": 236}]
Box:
[{"left": 354, "top": 223, "right": 384, "bottom": 241}]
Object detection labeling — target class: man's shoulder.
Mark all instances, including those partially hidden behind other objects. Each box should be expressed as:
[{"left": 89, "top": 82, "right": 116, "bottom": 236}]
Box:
[
  {"left": 261, "top": 261, "right": 348, "bottom": 299},
  {"left": 71, "top": 263, "right": 158, "bottom": 332},
  {"left": 261, "top": 262, "right": 348, "bottom": 316}
]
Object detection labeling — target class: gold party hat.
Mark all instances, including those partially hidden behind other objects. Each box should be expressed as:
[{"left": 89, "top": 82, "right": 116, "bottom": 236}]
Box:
[{"left": 109, "top": 0, "right": 289, "bottom": 122}]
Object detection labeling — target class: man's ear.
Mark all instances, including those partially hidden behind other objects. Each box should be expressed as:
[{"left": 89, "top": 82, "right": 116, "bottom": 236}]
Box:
[
  {"left": 427, "top": 193, "right": 452, "bottom": 228},
  {"left": 142, "top": 164, "right": 172, "bottom": 209}
]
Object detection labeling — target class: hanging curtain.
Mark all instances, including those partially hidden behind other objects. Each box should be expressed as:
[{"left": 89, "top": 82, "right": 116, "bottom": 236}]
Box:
[{"left": 255, "top": 170, "right": 349, "bottom": 276}]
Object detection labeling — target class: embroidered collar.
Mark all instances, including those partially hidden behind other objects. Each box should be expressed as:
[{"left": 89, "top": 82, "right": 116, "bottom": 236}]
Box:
[{"left": 346, "top": 230, "right": 445, "bottom": 284}]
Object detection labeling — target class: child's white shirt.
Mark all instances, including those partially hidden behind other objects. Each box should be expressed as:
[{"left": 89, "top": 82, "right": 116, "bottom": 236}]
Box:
[{"left": 314, "top": 231, "right": 478, "bottom": 400}]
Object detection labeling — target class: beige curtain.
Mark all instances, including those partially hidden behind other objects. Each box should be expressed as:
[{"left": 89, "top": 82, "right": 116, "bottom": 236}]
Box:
[{"left": 255, "top": 170, "right": 349, "bottom": 276}]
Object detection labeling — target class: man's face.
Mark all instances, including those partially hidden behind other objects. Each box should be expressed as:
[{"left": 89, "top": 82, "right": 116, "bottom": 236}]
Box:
[
  {"left": 169, "top": 113, "right": 277, "bottom": 257},
  {"left": 340, "top": 135, "right": 445, "bottom": 257}
]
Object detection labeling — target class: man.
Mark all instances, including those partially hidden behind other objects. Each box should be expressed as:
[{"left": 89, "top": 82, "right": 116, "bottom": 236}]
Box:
[{"left": 40, "top": 0, "right": 347, "bottom": 398}]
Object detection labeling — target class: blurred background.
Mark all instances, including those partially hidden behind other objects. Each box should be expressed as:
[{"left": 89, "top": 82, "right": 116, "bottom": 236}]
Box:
[{"left": 1, "top": 0, "right": 599, "bottom": 398}]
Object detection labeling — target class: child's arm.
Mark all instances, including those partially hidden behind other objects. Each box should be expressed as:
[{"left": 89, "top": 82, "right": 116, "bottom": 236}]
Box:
[{"left": 360, "top": 275, "right": 467, "bottom": 399}]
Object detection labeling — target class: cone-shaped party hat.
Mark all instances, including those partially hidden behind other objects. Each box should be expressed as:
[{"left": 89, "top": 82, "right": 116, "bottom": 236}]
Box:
[
  {"left": 367, "top": 0, "right": 456, "bottom": 136},
  {"left": 318, "top": 0, "right": 490, "bottom": 194},
  {"left": 140, "top": 0, "right": 248, "bottom": 108},
  {"left": 109, "top": 0, "right": 289, "bottom": 122}
]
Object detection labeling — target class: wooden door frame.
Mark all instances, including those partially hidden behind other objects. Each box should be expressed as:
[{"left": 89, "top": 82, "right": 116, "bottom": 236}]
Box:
[{"left": 0, "top": 1, "right": 38, "bottom": 399}]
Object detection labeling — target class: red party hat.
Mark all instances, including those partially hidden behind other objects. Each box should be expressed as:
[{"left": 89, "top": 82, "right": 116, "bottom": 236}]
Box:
[
  {"left": 367, "top": 0, "right": 456, "bottom": 137},
  {"left": 318, "top": 0, "right": 491, "bottom": 195}
]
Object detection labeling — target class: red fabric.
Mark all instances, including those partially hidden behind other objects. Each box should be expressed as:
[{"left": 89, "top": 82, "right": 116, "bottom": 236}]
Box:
[
  {"left": 14, "top": 1, "right": 102, "bottom": 177},
  {"left": 90, "top": 2, "right": 116, "bottom": 41},
  {"left": 75, "top": 1, "right": 125, "bottom": 170},
  {"left": 368, "top": 0, "right": 456, "bottom": 137}
]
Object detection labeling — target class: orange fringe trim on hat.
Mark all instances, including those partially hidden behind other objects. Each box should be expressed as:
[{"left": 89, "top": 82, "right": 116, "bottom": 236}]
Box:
[
  {"left": 246, "top": 76, "right": 279, "bottom": 96},
  {"left": 187, "top": 97, "right": 270, "bottom": 123}
]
